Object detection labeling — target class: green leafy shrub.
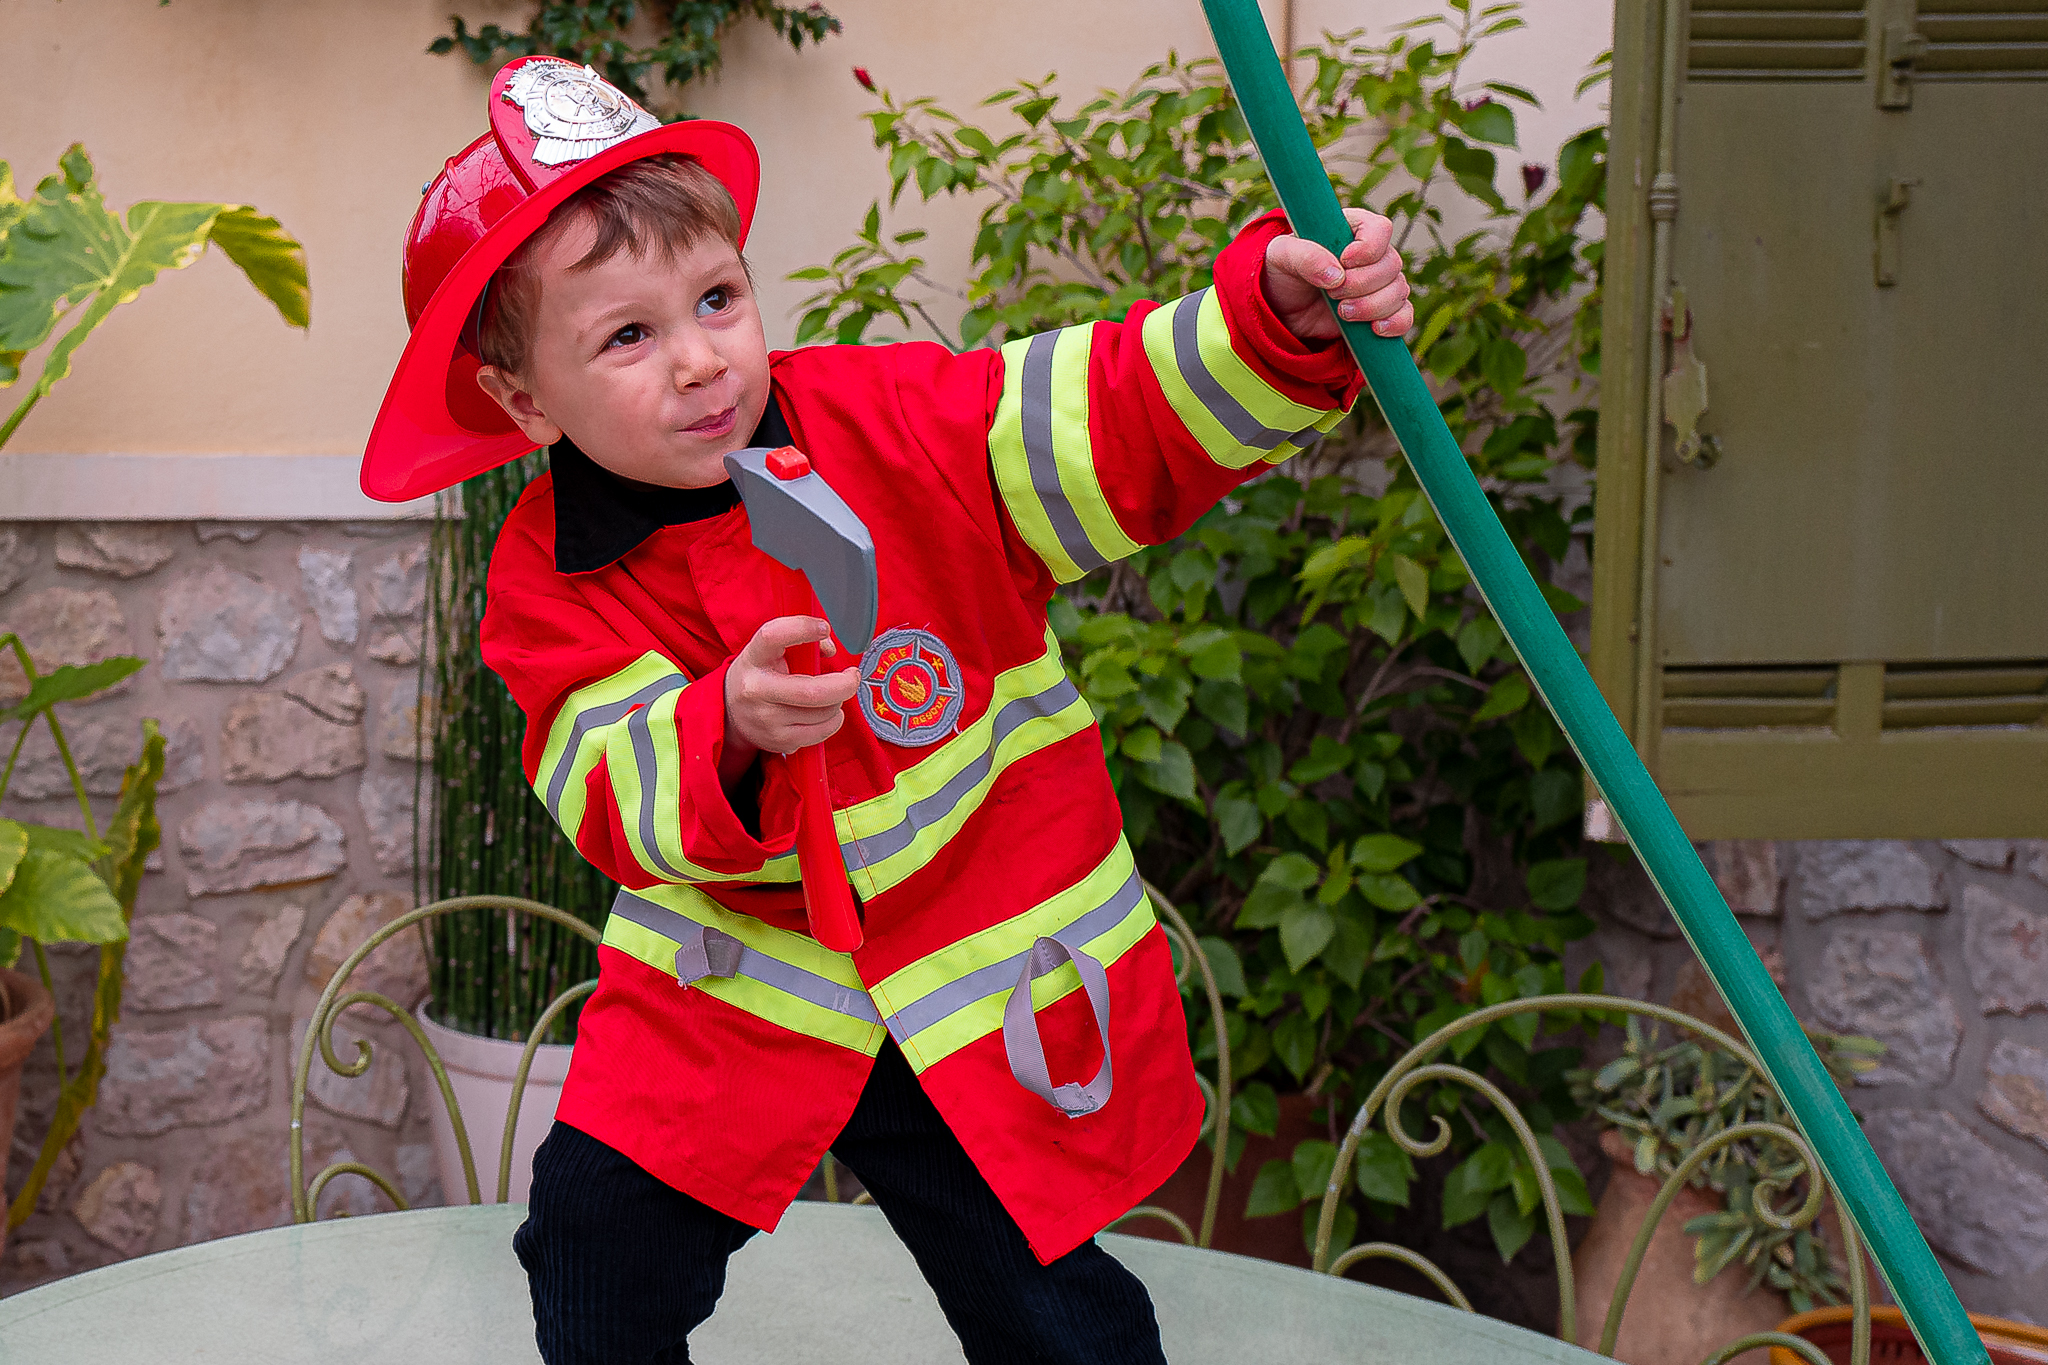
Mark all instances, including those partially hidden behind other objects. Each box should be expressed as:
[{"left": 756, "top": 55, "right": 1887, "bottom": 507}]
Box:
[
  {"left": 794, "top": 1, "right": 1610, "bottom": 1264},
  {"left": 0, "top": 639, "right": 166, "bottom": 1228},
  {"left": 432, "top": 1, "right": 842, "bottom": 110},
  {"left": 1571, "top": 1020, "right": 1884, "bottom": 1312}
]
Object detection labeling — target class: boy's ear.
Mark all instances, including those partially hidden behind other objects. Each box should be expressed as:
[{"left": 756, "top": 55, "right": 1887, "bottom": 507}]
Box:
[{"left": 477, "top": 365, "right": 566, "bottom": 446}]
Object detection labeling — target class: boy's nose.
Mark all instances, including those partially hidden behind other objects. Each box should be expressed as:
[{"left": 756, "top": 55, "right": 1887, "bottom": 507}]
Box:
[{"left": 669, "top": 327, "right": 726, "bottom": 388}]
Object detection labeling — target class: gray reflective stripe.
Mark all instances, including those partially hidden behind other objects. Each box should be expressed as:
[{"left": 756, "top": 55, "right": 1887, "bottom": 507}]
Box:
[
  {"left": 878, "top": 870, "right": 1143, "bottom": 1043},
  {"left": 1020, "top": 330, "right": 1110, "bottom": 575},
  {"left": 625, "top": 697, "right": 694, "bottom": 880},
  {"left": 842, "top": 675, "right": 1084, "bottom": 871},
  {"left": 1004, "top": 937, "right": 1113, "bottom": 1118},
  {"left": 674, "top": 924, "right": 742, "bottom": 985},
  {"left": 542, "top": 675, "right": 687, "bottom": 818},
  {"left": 1170, "top": 288, "right": 1301, "bottom": 453},
  {"left": 611, "top": 890, "right": 882, "bottom": 1024}
]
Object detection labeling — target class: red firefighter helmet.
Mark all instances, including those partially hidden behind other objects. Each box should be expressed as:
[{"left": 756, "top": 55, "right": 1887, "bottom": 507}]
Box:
[{"left": 361, "top": 57, "right": 760, "bottom": 503}]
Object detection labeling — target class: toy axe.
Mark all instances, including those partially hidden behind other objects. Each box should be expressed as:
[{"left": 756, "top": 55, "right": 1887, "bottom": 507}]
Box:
[{"left": 724, "top": 445, "right": 877, "bottom": 954}]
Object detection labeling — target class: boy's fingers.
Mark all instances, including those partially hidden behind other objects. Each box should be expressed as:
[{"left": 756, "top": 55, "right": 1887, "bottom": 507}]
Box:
[
  {"left": 1339, "top": 208, "right": 1397, "bottom": 264},
  {"left": 1267, "top": 234, "right": 1346, "bottom": 290},
  {"left": 1337, "top": 278, "right": 1414, "bottom": 327},
  {"left": 1328, "top": 249, "right": 1405, "bottom": 300},
  {"left": 742, "top": 615, "right": 833, "bottom": 669},
  {"left": 775, "top": 711, "right": 847, "bottom": 751},
  {"left": 755, "top": 666, "right": 860, "bottom": 710}
]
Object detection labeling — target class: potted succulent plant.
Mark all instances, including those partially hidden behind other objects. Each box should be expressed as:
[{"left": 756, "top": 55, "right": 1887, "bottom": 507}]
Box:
[
  {"left": 1567, "top": 1018, "right": 1884, "bottom": 1365},
  {"left": 0, "top": 638, "right": 166, "bottom": 1247}
]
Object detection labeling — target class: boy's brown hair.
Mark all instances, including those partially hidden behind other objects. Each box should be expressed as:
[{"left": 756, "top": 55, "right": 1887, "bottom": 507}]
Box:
[{"left": 476, "top": 153, "right": 744, "bottom": 376}]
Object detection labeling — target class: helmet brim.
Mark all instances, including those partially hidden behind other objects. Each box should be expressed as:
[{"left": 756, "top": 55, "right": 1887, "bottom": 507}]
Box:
[{"left": 361, "top": 120, "right": 761, "bottom": 504}]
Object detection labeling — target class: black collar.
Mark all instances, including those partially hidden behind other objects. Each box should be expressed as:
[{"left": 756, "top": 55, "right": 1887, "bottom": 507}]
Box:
[{"left": 550, "top": 397, "right": 792, "bottom": 574}]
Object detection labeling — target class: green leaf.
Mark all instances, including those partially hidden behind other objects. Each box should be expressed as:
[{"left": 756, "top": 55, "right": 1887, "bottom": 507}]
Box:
[
  {"left": 1291, "top": 1139, "right": 1340, "bottom": 1202},
  {"left": 1306, "top": 1199, "right": 1358, "bottom": 1261},
  {"left": 1245, "top": 1158, "right": 1302, "bottom": 1218},
  {"left": 0, "top": 820, "right": 27, "bottom": 899},
  {"left": 1473, "top": 671, "right": 1531, "bottom": 722},
  {"left": 1391, "top": 554, "right": 1430, "bottom": 618},
  {"left": 1551, "top": 1163, "right": 1596, "bottom": 1216},
  {"left": 1526, "top": 857, "right": 1588, "bottom": 911},
  {"left": 207, "top": 206, "right": 310, "bottom": 329},
  {"left": 1197, "top": 936, "right": 1248, "bottom": 998},
  {"left": 1440, "top": 1155, "right": 1495, "bottom": 1227},
  {"left": 1271, "top": 1011, "right": 1317, "bottom": 1082},
  {"left": 0, "top": 849, "right": 127, "bottom": 945},
  {"left": 1215, "top": 789, "right": 1262, "bottom": 856},
  {"left": 1354, "top": 872, "right": 1422, "bottom": 911},
  {"left": 1137, "top": 740, "right": 1196, "bottom": 801},
  {"left": 19, "top": 824, "right": 110, "bottom": 862},
  {"left": 1287, "top": 735, "right": 1352, "bottom": 786},
  {"left": 1455, "top": 616, "right": 1503, "bottom": 673},
  {"left": 1279, "top": 904, "right": 1336, "bottom": 972},
  {"left": 1355, "top": 1130, "right": 1416, "bottom": 1206},
  {"left": 1510, "top": 704, "right": 1556, "bottom": 767},
  {"left": 1121, "top": 724, "right": 1163, "bottom": 763},
  {"left": 1351, "top": 832, "right": 1423, "bottom": 873},
  {"left": 0, "top": 657, "right": 145, "bottom": 722},
  {"left": 1231, "top": 1080, "right": 1278, "bottom": 1136},
  {"left": 1487, "top": 1189, "right": 1537, "bottom": 1261},
  {"left": 102, "top": 718, "right": 165, "bottom": 916},
  {"left": 1460, "top": 100, "right": 1518, "bottom": 146}
]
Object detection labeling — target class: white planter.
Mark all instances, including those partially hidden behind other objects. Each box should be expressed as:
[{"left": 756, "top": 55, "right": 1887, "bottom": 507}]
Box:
[{"left": 415, "top": 1003, "right": 572, "bottom": 1207}]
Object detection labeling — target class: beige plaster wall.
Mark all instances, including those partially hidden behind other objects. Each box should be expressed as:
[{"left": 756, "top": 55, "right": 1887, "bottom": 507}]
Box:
[{"left": 0, "top": 0, "right": 1610, "bottom": 466}]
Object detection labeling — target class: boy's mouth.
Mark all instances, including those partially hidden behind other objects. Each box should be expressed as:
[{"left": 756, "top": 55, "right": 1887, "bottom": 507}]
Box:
[{"left": 682, "top": 405, "right": 739, "bottom": 439}]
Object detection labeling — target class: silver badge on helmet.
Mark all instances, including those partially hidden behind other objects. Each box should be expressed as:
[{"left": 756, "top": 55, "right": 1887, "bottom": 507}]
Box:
[{"left": 502, "top": 61, "right": 659, "bottom": 167}]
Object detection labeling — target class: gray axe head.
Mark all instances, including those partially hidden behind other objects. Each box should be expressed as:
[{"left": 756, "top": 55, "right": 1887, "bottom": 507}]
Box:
[{"left": 723, "top": 445, "right": 879, "bottom": 655}]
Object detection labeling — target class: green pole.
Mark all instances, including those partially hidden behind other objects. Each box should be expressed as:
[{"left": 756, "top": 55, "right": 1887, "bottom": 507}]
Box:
[{"left": 1196, "top": 4, "right": 1983, "bottom": 1361}]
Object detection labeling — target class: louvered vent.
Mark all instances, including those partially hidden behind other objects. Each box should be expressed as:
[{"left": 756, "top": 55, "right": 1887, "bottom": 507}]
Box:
[
  {"left": 1690, "top": 1, "right": 1869, "bottom": 79},
  {"left": 1918, "top": 0, "right": 2048, "bottom": 78},
  {"left": 1662, "top": 667, "right": 1838, "bottom": 729},
  {"left": 1882, "top": 661, "right": 2048, "bottom": 728}
]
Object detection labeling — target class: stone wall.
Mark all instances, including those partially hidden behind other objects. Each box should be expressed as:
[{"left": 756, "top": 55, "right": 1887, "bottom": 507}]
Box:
[
  {"left": 0, "top": 519, "right": 440, "bottom": 1291},
  {"left": 1573, "top": 836, "right": 2048, "bottom": 1324}
]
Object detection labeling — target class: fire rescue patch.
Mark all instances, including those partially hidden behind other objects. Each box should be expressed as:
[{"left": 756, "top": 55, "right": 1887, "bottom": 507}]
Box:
[
  {"left": 859, "top": 628, "right": 965, "bottom": 747},
  {"left": 502, "top": 61, "right": 659, "bottom": 167}
]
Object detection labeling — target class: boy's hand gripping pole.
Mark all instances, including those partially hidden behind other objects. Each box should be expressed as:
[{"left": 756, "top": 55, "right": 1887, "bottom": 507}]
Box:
[
  {"left": 1198, "top": 3, "right": 1985, "bottom": 1360},
  {"left": 725, "top": 445, "right": 879, "bottom": 955}
]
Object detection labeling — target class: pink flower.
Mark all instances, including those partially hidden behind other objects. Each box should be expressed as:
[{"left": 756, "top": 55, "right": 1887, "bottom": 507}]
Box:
[
  {"left": 853, "top": 66, "right": 875, "bottom": 92},
  {"left": 1521, "top": 163, "right": 1548, "bottom": 198},
  {"left": 1462, "top": 95, "right": 1493, "bottom": 112}
]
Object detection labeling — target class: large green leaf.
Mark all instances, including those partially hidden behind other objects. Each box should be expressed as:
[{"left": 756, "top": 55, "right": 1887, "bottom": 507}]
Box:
[
  {"left": 0, "top": 848, "right": 127, "bottom": 945},
  {"left": 102, "top": 718, "right": 165, "bottom": 916},
  {"left": 0, "top": 145, "right": 306, "bottom": 448},
  {"left": 0, "top": 655, "right": 144, "bottom": 722},
  {"left": 0, "top": 819, "right": 27, "bottom": 899},
  {"left": 209, "top": 206, "right": 310, "bottom": 328},
  {"left": 19, "top": 824, "right": 110, "bottom": 863}
]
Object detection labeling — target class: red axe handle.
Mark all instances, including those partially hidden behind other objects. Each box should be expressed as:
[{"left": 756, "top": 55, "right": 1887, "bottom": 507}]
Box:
[{"left": 771, "top": 564, "right": 864, "bottom": 954}]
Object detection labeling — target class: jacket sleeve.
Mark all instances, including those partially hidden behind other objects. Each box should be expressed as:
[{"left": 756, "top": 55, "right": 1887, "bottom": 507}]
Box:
[
  {"left": 480, "top": 501, "right": 799, "bottom": 893},
  {"left": 982, "top": 208, "right": 1365, "bottom": 590}
]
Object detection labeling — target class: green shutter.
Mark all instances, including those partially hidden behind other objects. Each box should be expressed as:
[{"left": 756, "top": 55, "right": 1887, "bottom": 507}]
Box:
[{"left": 1591, "top": 0, "right": 2048, "bottom": 839}]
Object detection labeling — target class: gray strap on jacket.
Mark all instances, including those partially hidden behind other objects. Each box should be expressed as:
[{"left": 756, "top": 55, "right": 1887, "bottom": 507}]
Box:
[
  {"left": 1002, "top": 936, "right": 1113, "bottom": 1118},
  {"left": 674, "top": 924, "right": 744, "bottom": 987}
]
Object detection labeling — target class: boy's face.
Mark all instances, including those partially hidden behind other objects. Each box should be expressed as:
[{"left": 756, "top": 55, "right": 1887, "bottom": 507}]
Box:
[{"left": 477, "top": 214, "right": 770, "bottom": 490}]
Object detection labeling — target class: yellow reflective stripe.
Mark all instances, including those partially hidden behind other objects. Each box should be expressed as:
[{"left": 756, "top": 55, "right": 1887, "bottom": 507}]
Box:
[
  {"left": 602, "top": 885, "right": 884, "bottom": 1054},
  {"left": 597, "top": 671, "right": 798, "bottom": 886},
  {"left": 989, "top": 325, "right": 1144, "bottom": 584},
  {"left": 869, "top": 840, "right": 1155, "bottom": 1072},
  {"left": 836, "top": 629, "right": 1091, "bottom": 901},
  {"left": 1141, "top": 288, "right": 1345, "bottom": 470},
  {"left": 536, "top": 653, "right": 685, "bottom": 840}
]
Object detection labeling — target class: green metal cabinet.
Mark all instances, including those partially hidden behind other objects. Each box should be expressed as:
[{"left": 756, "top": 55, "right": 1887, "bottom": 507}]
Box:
[{"left": 1592, "top": 0, "right": 2048, "bottom": 838}]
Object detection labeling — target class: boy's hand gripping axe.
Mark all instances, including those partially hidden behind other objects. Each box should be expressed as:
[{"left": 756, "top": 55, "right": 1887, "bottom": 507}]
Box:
[{"left": 724, "top": 445, "right": 878, "bottom": 954}]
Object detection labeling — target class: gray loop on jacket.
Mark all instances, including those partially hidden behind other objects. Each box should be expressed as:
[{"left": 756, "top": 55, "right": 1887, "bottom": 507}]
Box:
[
  {"left": 674, "top": 924, "right": 744, "bottom": 987},
  {"left": 1001, "top": 936, "right": 1113, "bottom": 1118}
]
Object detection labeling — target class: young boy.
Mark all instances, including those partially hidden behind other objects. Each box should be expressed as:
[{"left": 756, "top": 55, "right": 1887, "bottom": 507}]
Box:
[{"left": 363, "top": 56, "right": 1412, "bottom": 1365}]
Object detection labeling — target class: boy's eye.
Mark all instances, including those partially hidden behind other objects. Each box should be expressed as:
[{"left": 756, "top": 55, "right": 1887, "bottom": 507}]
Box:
[
  {"left": 606, "top": 323, "right": 648, "bottom": 349},
  {"left": 696, "top": 287, "right": 731, "bottom": 317}
]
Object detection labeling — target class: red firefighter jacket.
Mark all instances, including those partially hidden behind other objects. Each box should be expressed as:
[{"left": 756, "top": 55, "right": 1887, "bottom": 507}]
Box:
[{"left": 480, "top": 211, "right": 1364, "bottom": 1262}]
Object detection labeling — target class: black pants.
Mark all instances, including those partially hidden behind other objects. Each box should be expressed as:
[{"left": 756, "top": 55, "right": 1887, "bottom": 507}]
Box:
[{"left": 514, "top": 1040, "right": 1167, "bottom": 1364}]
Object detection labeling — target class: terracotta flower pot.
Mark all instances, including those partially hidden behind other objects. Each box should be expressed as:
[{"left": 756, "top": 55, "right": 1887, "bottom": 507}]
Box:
[
  {"left": 1572, "top": 1127, "right": 1789, "bottom": 1365},
  {"left": 1769, "top": 1306, "right": 2048, "bottom": 1365},
  {"left": 0, "top": 967, "right": 58, "bottom": 1260}
]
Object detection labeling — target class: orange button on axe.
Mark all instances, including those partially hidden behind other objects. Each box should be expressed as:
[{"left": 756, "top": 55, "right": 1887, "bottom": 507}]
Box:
[{"left": 723, "top": 445, "right": 877, "bottom": 953}]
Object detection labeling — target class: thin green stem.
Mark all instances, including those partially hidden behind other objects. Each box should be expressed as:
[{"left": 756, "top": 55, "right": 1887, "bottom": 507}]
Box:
[{"left": 0, "top": 721, "right": 30, "bottom": 805}]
